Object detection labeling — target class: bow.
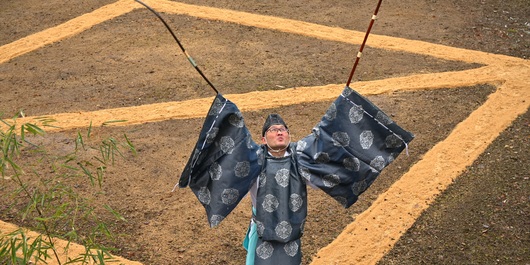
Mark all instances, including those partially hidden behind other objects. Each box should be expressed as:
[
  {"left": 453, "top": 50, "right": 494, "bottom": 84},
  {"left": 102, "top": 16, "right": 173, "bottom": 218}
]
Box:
[
  {"left": 135, "top": 0, "right": 219, "bottom": 94},
  {"left": 346, "top": 0, "right": 384, "bottom": 87}
]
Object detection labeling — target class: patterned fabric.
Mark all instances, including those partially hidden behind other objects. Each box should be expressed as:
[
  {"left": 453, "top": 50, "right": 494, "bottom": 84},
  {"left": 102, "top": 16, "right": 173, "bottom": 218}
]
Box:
[
  {"left": 179, "top": 86, "right": 414, "bottom": 263},
  {"left": 296, "top": 87, "right": 414, "bottom": 208},
  {"left": 254, "top": 152, "right": 308, "bottom": 243},
  {"left": 179, "top": 93, "right": 261, "bottom": 227},
  {"left": 254, "top": 237, "right": 302, "bottom": 265}
]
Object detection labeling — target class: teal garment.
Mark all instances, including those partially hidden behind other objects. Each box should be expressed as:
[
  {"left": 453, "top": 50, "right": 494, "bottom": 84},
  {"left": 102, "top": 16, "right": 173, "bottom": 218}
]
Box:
[{"left": 243, "top": 208, "right": 258, "bottom": 265}]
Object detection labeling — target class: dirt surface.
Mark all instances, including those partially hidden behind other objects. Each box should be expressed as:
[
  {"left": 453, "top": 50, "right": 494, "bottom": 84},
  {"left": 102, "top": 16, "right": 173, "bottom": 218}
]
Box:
[{"left": 0, "top": 0, "right": 529, "bottom": 265}]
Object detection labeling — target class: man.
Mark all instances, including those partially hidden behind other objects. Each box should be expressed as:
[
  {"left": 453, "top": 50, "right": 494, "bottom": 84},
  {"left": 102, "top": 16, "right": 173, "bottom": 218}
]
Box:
[
  {"left": 243, "top": 114, "right": 309, "bottom": 264},
  {"left": 260, "top": 114, "right": 291, "bottom": 157},
  {"left": 178, "top": 87, "right": 414, "bottom": 264}
]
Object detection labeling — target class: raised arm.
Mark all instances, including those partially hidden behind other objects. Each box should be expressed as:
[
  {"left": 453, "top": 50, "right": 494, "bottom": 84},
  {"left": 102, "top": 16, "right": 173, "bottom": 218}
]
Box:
[
  {"left": 178, "top": 94, "right": 261, "bottom": 227},
  {"left": 295, "top": 86, "right": 414, "bottom": 208}
]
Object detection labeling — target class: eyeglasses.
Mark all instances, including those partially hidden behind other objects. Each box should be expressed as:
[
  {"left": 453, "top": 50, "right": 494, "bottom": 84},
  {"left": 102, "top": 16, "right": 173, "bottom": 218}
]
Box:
[{"left": 267, "top": 127, "right": 288, "bottom": 134}]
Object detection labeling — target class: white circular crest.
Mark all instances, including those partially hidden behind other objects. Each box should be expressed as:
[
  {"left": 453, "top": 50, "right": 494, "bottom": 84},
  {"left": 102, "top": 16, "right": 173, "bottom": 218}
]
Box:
[
  {"left": 360, "top": 130, "right": 374, "bottom": 149},
  {"left": 343, "top": 156, "right": 360, "bottom": 171},
  {"left": 370, "top": 156, "right": 386, "bottom": 171},
  {"left": 219, "top": 136, "right": 235, "bottom": 154},
  {"left": 332, "top": 131, "right": 350, "bottom": 147},
  {"left": 210, "top": 214, "right": 224, "bottom": 227},
  {"left": 228, "top": 112, "right": 244, "bottom": 127},
  {"left": 235, "top": 161, "right": 250, "bottom": 178},
  {"left": 349, "top": 104, "right": 364, "bottom": 123},
  {"left": 323, "top": 174, "right": 340, "bottom": 188},
  {"left": 289, "top": 193, "right": 303, "bottom": 212},
  {"left": 385, "top": 134, "right": 403, "bottom": 148},
  {"left": 197, "top": 187, "right": 211, "bottom": 205},
  {"left": 275, "top": 168, "right": 290, "bottom": 188},
  {"left": 221, "top": 188, "right": 239, "bottom": 205},
  {"left": 256, "top": 241, "right": 274, "bottom": 260},
  {"left": 284, "top": 241, "right": 299, "bottom": 257},
  {"left": 275, "top": 221, "right": 292, "bottom": 240},
  {"left": 262, "top": 194, "right": 279, "bottom": 213},
  {"left": 376, "top": 111, "right": 393, "bottom": 125},
  {"left": 209, "top": 162, "right": 222, "bottom": 180},
  {"left": 296, "top": 140, "right": 307, "bottom": 152},
  {"left": 352, "top": 179, "right": 368, "bottom": 196}
]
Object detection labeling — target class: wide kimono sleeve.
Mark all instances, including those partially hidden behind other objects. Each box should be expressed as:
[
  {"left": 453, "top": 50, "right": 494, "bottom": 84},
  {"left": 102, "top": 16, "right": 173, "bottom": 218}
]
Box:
[
  {"left": 295, "top": 86, "right": 414, "bottom": 208},
  {"left": 178, "top": 94, "right": 262, "bottom": 227}
]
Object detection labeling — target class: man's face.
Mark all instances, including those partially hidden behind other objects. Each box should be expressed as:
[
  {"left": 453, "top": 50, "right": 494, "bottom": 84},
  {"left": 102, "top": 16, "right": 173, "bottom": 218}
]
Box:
[{"left": 262, "top": 125, "right": 290, "bottom": 149}]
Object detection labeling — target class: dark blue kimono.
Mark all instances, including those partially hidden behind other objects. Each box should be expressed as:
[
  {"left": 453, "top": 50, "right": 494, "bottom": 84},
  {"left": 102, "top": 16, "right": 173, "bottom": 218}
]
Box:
[{"left": 178, "top": 86, "right": 414, "bottom": 264}]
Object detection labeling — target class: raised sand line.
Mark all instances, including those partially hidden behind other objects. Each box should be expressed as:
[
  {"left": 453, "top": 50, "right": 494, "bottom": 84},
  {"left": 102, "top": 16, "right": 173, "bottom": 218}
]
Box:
[{"left": 1, "top": 0, "right": 529, "bottom": 264}]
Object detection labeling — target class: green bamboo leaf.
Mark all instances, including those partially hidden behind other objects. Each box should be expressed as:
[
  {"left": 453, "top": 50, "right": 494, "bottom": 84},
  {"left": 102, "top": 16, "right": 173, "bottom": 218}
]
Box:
[
  {"left": 22, "top": 123, "right": 45, "bottom": 136},
  {"left": 87, "top": 121, "right": 93, "bottom": 138},
  {"left": 104, "top": 204, "right": 126, "bottom": 222},
  {"left": 76, "top": 131, "right": 86, "bottom": 151},
  {"left": 123, "top": 133, "right": 137, "bottom": 155},
  {"left": 101, "top": 120, "right": 127, "bottom": 126},
  {"left": 77, "top": 162, "right": 95, "bottom": 186}
]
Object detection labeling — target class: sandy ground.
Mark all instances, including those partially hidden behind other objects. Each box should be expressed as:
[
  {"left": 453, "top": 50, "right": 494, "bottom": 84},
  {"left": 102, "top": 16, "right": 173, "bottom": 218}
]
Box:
[{"left": 1, "top": 0, "right": 528, "bottom": 264}]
